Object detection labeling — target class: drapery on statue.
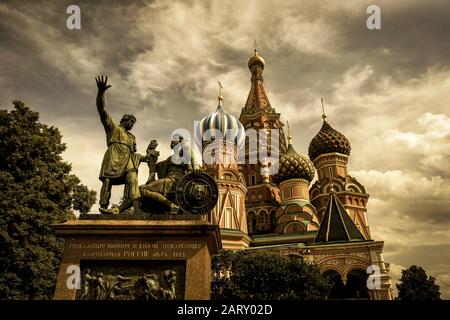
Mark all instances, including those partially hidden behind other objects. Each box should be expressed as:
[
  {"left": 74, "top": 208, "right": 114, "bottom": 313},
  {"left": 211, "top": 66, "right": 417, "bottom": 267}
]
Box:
[{"left": 95, "top": 75, "right": 150, "bottom": 214}]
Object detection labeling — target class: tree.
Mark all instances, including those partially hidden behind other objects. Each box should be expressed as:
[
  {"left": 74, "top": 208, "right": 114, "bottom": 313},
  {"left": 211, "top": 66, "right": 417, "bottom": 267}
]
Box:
[
  {"left": 211, "top": 250, "right": 331, "bottom": 300},
  {"left": 396, "top": 265, "right": 441, "bottom": 300},
  {"left": 0, "top": 101, "right": 96, "bottom": 299}
]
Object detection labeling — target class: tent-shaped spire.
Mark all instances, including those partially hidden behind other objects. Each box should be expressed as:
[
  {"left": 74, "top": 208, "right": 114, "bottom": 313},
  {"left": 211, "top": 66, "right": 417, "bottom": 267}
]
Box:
[
  {"left": 243, "top": 45, "right": 272, "bottom": 114},
  {"left": 314, "top": 193, "right": 366, "bottom": 244}
]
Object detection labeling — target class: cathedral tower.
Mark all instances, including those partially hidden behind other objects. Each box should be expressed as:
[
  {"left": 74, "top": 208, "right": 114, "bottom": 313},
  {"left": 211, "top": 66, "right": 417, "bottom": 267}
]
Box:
[
  {"left": 239, "top": 47, "right": 287, "bottom": 235},
  {"left": 197, "top": 89, "right": 249, "bottom": 249},
  {"left": 272, "top": 124, "right": 320, "bottom": 234},
  {"left": 308, "top": 100, "right": 371, "bottom": 239}
]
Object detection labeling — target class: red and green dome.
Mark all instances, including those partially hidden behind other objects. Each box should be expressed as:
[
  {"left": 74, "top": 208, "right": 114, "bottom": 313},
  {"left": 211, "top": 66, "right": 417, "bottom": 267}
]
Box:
[{"left": 275, "top": 143, "right": 315, "bottom": 183}]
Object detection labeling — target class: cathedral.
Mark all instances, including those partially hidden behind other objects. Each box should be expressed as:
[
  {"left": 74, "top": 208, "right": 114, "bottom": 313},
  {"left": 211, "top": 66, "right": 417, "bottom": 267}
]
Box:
[{"left": 197, "top": 48, "right": 393, "bottom": 300}]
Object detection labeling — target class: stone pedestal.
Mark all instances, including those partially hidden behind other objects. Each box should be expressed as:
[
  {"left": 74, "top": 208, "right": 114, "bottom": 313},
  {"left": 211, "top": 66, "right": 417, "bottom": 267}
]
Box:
[{"left": 52, "top": 218, "right": 221, "bottom": 300}]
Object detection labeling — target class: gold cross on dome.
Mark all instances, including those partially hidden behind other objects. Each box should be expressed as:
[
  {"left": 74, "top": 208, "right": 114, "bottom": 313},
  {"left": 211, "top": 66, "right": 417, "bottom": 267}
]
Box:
[
  {"left": 321, "top": 97, "right": 327, "bottom": 121},
  {"left": 218, "top": 81, "right": 223, "bottom": 96},
  {"left": 287, "top": 120, "right": 292, "bottom": 145}
]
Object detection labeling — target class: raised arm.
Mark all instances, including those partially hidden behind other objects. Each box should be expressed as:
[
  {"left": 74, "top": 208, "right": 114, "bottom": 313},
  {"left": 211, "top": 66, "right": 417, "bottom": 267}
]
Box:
[
  {"left": 95, "top": 75, "right": 112, "bottom": 127},
  {"left": 145, "top": 140, "right": 160, "bottom": 183}
]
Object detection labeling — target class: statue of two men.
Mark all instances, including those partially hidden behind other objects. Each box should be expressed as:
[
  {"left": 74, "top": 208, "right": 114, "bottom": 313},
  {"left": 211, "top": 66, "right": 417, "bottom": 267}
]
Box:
[{"left": 95, "top": 75, "right": 200, "bottom": 215}]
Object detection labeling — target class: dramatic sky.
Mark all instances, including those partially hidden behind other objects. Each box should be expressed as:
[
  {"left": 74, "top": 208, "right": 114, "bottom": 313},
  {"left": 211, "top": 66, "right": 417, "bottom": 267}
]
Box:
[{"left": 1, "top": 0, "right": 449, "bottom": 298}]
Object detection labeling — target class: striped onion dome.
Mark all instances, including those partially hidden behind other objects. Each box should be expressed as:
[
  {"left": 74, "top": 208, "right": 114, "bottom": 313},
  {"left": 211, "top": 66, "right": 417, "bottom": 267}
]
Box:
[
  {"left": 195, "top": 98, "right": 245, "bottom": 149},
  {"left": 275, "top": 141, "right": 315, "bottom": 183},
  {"left": 308, "top": 120, "right": 351, "bottom": 161}
]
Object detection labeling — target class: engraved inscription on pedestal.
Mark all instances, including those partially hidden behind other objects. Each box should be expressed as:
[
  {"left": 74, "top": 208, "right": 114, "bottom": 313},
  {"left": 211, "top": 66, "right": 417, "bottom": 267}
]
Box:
[
  {"left": 76, "top": 260, "right": 185, "bottom": 300},
  {"left": 67, "top": 240, "right": 203, "bottom": 260}
]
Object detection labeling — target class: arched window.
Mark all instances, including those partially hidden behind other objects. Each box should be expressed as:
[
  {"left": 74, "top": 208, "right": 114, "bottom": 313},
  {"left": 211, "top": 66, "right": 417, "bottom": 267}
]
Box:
[
  {"left": 249, "top": 172, "right": 256, "bottom": 186},
  {"left": 346, "top": 269, "right": 369, "bottom": 299},
  {"left": 323, "top": 269, "right": 369, "bottom": 300},
  {"left": 270, "top": 210, "right": 277, "bottom": 224},
  {"left": 247, "top": 211, "right": 256, "bottom": 233},
  {"left": 323, "top": 270, "right": 346, "bottom": 299},
  {"left": 259, "top": 211, "right": 268, "bottom": 224}
]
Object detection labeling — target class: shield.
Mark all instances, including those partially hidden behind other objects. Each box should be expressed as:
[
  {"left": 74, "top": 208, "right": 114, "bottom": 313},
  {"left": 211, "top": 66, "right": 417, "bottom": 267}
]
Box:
[{"left": 175, "top": 172, "right": 218, "bottom": 215}]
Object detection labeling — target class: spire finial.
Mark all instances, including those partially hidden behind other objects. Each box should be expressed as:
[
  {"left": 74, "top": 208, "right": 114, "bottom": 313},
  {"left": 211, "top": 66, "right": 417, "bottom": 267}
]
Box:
[
  {"left": 287, "top": 120, "right": 292, "bottom": 145},
  {"left": 217, "top": 81, "right": 223, "bottom": 105},
  {"left": 253, "top": 39, "right": 258, "bottom": 55},
  {"left": 321, "top": 97, "right": 327, "bottom": 122}
]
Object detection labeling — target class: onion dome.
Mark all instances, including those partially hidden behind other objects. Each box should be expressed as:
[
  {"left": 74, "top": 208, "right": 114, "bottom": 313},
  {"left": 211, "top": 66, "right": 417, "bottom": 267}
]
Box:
[
  {"left": 196, "top": 94, "right": 245, "bottom": 150},
  {"left": 248, "top": 48, "right": 265, "bottom": 70},
  {"left": 275, "top": 126, "right": 315, "bottom": 183},
  {"left": 308, "top": 102, "right": 351, "bottom": 161}
]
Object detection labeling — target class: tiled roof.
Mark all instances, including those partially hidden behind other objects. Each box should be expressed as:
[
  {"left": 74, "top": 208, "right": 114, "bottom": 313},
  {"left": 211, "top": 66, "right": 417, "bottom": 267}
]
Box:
[
  {"left": 308, "top": 120, "right": 351, "bottom": 161},
  {"left": 314, "top": 193, "right": 365, "bottom": 244}
]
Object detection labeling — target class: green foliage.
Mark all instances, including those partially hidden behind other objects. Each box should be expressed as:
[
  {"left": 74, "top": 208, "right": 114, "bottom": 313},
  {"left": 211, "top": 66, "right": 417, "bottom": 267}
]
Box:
[
  {"left": 72, "top": 184, "right": 97, "bottom": 215},
  {"left": 396, "top": 265, "right": 441, "bottom": 300},
  {"left": 0, "top": 101, "right": 96, "bottom": 299},
  {"left": 211, "top": 250, "right": 331, "bottom": 300}
]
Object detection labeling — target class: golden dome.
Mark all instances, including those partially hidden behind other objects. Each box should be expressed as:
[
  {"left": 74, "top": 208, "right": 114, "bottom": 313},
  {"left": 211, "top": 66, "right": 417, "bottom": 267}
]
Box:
[{"left": 248, "top": 48, "right": 265, "bottom": 70}]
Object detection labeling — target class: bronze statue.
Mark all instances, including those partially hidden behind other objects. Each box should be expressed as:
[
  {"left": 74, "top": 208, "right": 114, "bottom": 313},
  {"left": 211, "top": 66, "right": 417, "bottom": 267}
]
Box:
[
  {"left": 94, "top": 75, "right": 218, "bottom": 216},
  {"left": 137, "top": 133, "right": 201, "bottom": 214},
  {"left": 95, "top": 75, "right": 148, "bottom": 214}
]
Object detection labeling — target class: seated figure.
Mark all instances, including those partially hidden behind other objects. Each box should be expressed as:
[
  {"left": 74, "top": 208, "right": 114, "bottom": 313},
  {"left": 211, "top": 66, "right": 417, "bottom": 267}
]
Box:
[{"left": 136, "top": 133, "right": 201, "bottom": 215}]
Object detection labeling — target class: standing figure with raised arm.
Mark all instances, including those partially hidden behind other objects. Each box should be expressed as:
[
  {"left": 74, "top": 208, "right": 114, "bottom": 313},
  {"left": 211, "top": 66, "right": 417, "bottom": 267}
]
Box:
[{"left": 95, "top": 75, "right": 144, "bottom": 214}]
